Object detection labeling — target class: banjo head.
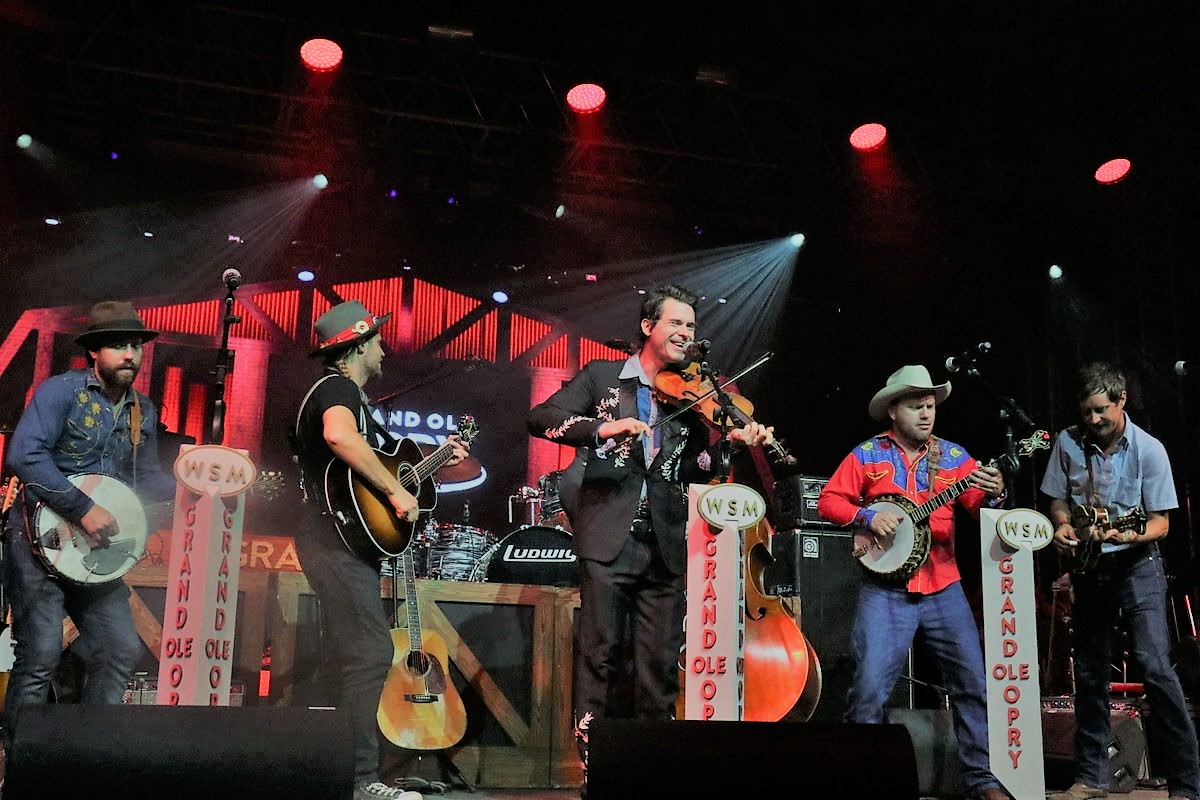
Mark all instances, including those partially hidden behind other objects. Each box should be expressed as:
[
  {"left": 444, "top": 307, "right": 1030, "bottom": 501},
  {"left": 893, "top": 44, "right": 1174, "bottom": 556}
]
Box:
[
  {"left": 854, "top": 500, "right": 917, "bottom": 575},
  {"left": 853, "top": 497, "right": 932, "bottom": 581}
]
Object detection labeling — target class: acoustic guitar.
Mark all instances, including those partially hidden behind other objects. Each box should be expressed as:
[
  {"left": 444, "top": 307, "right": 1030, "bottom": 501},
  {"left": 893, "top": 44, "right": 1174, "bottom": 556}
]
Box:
[
  {"left": 323, "top": 416, "right": 479, "bottom": 561},
  {"left": 376, "top": 547, "right": 467, "bottom": 751},
  {"left": 1071, "top": 505, "right": 1147, "bottom": 574}
]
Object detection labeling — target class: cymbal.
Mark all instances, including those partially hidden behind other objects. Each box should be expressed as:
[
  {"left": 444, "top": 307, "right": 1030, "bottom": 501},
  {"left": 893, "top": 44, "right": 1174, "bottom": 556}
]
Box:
[{"left": 417, "top": 442, "right": 483, "bottom": 483}]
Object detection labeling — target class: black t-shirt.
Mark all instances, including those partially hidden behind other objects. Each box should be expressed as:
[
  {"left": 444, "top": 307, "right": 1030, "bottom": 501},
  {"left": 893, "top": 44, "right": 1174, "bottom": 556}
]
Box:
[{"left": 293, "top": 370, "right": 384, "bottom": 509}]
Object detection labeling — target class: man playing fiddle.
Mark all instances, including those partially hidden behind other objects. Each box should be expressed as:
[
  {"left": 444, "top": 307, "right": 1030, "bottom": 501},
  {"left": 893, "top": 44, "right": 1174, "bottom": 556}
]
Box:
[{"left": 527, "top": 285, "right": 772, "bottom": 797}]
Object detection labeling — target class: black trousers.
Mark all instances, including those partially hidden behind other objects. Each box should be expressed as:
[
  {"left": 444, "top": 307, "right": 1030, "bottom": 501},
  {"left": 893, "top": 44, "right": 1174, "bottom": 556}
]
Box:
[
  {"left": 574, "top": 534, "right": 685, "bottom": 726},
  {"left": 293, "top": 516, "right": 394, "bottom": 785}
]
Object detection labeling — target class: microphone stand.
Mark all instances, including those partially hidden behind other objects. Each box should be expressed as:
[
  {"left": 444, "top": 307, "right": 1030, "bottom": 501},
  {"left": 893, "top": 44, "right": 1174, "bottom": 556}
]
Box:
[
  {"left": 698, "top": 355, "right": 735, "bottom": 481},
  {"left": 956, "top": 364, "right": 1038, "bottom": 508},
  {"left": 209, "top": 282, "right": 242, "bottom": 445}
]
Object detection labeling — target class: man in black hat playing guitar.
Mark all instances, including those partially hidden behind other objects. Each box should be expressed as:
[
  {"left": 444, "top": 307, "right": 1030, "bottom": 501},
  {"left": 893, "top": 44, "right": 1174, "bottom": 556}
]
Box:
[
  {"left": 3, "top": 301, "right": 176, "bottom": 745},
  {"left": 291, "top": 300, "right": 470, "bottom": 800}
]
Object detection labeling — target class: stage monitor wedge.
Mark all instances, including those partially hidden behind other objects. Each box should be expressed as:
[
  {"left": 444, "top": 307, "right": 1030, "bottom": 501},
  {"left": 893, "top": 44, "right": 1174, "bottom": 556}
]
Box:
[
  {"left": 6, "top": 705, "right": 353, "bottom": 800},
  {"left": 589, "top": 718, "right": 918, "bottom": 799}
]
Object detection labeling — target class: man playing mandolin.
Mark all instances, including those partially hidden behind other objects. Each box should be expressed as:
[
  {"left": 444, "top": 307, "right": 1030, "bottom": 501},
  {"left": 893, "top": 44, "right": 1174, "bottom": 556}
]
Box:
[
  {"left": 1041, "top": 362, "right": 1199, "bottom": 800},
  {"left": 816, "top": 364, "right": 1010, "bottom": 800},
  {"left": 3, "top": 301, "right": 177, "bottom": 747},
  {"left": 290, "top": 300, "right": 470, "bottom": 800}
]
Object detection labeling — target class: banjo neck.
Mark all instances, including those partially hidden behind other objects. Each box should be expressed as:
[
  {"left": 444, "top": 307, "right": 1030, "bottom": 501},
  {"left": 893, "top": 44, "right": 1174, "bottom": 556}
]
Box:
[{"left": 904, "top": 463, "right": 993, "bottom": 526}]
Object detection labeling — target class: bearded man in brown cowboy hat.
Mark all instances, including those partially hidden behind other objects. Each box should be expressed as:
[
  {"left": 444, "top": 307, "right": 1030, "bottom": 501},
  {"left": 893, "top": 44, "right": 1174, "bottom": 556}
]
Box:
[
  {"left": 3, "top": 300, "right": 177, "bottom": 747},
  {"left": 289, "top": 300, "right": 470, "bottom": 800},
  {"left": 817, "top": 364, "right": 1012, "bottom": 800}
]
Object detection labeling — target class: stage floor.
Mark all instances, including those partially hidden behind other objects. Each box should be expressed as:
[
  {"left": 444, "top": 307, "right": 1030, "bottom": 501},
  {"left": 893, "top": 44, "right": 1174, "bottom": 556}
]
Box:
[{"left": 453, "top": 789, "right": 1175, "bottom": 799}]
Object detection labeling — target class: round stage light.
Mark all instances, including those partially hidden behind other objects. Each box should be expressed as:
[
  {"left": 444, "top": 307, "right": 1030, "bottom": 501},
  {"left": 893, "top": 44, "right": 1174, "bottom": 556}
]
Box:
[
  {"left": 312, "top": 173, "right": 329, "bottom": 189},
  {"left": 44, "top": 216, "right": 61, "bottom": 226},
  {"left": 16, "top": 134, "right": 32, "bottom": 149},
  {"left": 300, "top": 38, "right": 343, "bottom": 73},
  {"left": 1094, "top": 158, "right": 1131, "bottom": 185},
  {"left": 849, "top": 123, "right": 888, "bottom": 152},
  {"left": 297, "top": 270, "right": 316, "bottom": 282},
  {"left": 1048, "top": 264, "right": 1063, "bottom": 281},
  {"left": 567, "top": 83, "right": 607, "bottom": 114},
  {"left": 790, "top": 233, "right": 806, "bottom": 249},
  {"left": 492, "top": 290, "right": 510, "bottom": 304}
]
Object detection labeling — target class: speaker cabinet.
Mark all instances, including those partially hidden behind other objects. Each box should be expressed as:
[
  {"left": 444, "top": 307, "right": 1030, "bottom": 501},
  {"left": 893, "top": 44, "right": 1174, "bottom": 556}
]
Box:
[
  {"left": 885, "top": 708, "right": 965, "bottom": 797},
  {"left": 589, "top": 719, "right": 919, "bottom": 799},
  {"left": 1041, "top": 698, "right": 1146, "bottom": 793},
  {"left": 766, "top": 528, "right": 861, "bottom": 721},
  {"left": 6, "top": 705, "right": 353, "bottom": 800}
]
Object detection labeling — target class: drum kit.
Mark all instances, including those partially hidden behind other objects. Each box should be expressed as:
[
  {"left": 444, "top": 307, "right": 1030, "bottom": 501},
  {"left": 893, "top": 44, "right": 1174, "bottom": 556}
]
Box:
[{"left": 404, "top": 470, "right": 578, "bottom": 587}]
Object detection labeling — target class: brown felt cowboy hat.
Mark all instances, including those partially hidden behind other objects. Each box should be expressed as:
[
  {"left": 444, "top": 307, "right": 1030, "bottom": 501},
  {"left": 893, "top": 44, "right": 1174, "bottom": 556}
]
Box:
[
  {"left": 868, "top": 364, "right": 952, "bottom": 421},
  {"left": 310, "top": 300, "right": 393, "bottom": 357},
  {"left": 74, "top": 301, "right": 160, "bottom": 349}
]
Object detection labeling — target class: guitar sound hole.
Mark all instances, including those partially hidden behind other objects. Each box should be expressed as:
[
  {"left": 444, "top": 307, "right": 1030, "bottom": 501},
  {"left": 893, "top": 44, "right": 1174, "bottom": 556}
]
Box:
[{"left": 405, "top": 651, "right": 430, "bottom": 677}]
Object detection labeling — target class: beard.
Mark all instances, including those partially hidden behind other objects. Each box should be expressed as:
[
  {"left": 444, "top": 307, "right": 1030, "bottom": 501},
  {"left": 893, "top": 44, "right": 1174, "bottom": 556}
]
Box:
[{"left": 97, "top": 361, "right": 138, "bottom": 391}]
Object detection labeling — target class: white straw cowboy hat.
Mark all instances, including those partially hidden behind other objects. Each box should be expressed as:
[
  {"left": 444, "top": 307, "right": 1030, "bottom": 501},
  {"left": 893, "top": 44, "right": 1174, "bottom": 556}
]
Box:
[
  {"left": 868, "top": 364, "right": 952, "bottom": 421},
  {"left": 310, "top": 300, "right": 393, "bottom": 357}
]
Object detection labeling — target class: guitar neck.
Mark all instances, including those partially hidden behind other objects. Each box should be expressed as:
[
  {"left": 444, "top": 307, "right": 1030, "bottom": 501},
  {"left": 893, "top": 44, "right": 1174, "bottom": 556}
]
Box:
[
  {"left": 402, "top": 551, "right": 423, "bottom": 653},
  {"left": 401, "top": 441, "right": 459, "bottom": 491}
]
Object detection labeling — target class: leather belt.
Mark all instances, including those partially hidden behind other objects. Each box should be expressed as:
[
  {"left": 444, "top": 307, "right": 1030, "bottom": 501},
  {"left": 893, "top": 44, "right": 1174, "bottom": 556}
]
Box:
[{"left": 1080, "top": 543, "right": 1154, "bottom": 574}]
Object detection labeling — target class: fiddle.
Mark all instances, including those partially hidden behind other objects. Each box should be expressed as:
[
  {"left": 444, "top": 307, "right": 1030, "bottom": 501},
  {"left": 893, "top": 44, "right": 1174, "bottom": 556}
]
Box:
[{"left": 653, "top": 361, "right": 797, "bottom": 466}]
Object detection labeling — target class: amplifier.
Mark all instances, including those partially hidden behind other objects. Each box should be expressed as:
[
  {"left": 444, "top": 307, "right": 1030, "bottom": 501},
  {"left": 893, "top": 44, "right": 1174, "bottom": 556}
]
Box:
[
  {"left": 1041, "top": 695, "right": 1145, "bottom": 792},
  {"left": 772, "top": 475, "right": 843, "bottom": 530},
  {"left": 122, "top": 675, "right": 245, "bottom": 706}
]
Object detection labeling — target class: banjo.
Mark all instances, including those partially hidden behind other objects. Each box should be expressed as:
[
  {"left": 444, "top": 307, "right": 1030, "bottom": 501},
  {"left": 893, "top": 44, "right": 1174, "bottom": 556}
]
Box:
[
  {"left": 852, "top": 430, "right": 1052, "bottom": 581},
  {"left": 28, "top": 471, "right": 284, "bottom": 586}
]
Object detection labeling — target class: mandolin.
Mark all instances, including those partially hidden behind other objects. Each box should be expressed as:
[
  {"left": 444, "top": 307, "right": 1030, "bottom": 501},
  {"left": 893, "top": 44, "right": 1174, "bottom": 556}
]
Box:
[
  {"left": 376, "top": 547, "right": 467, "bottom": 751},
  {"left": 1071, "top": 505, "right": 1147, "bottom": 574}
]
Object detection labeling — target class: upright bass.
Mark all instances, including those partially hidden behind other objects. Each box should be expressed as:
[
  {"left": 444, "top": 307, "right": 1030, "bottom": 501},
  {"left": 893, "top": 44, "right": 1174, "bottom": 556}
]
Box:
[{"left": 656, "top": 361, "right": 821, "bottom": 721}]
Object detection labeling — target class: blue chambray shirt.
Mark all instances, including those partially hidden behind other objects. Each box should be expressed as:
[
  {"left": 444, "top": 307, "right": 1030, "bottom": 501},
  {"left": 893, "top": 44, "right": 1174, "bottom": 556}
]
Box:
[
  {"left": 5, "top": 368, "right": 176, "bottom": 527},
  {"left": 1039, "top": 413, "right": 1177, "bottom": 554}
]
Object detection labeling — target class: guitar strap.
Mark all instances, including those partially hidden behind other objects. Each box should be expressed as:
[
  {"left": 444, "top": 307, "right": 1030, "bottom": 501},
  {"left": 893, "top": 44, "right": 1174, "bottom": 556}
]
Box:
[
  {"left": 1066, "top": 425, "right": 1103, "bottom": 508},
  {"left": 130, "top": 391, "right": 142, "bottom": 489},
  {"left": 925, "top": 435, "right": 941, "bottom": 492}
]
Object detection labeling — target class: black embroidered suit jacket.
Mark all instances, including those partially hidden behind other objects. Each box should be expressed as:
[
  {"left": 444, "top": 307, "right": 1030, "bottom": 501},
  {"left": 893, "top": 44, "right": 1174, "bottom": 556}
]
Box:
[{"left": 527, "top": 359, "right": 713, "bottom": 575}]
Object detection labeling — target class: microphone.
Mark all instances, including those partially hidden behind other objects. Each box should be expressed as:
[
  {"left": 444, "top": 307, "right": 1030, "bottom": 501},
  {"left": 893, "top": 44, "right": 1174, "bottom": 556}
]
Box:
[
  {"left": 944, "top": 341, "right": 991, "bottom": 373},
  {"left": 1176, "top": 360, "right": 1190, "bottom": 377},
  {"left": 604, "top": 338, "right": 637, "bottom": 355},
  {"left": 683, "top": 339, "right": 712, "bottom": 361},
  {"left": 221, "top": 267, "right": 243, "bottom": 291}
]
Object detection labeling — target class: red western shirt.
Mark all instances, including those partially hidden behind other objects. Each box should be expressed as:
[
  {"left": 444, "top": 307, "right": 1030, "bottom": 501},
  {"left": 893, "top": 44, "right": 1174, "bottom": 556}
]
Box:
[{"left": 816, "top": 431, "right": 993, "bottom": 594}]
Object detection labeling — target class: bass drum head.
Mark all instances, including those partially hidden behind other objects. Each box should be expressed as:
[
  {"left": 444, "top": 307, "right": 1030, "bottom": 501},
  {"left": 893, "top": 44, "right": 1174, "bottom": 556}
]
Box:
[{"left": 471, "top": 525, "right": 578, "bottom": 587}]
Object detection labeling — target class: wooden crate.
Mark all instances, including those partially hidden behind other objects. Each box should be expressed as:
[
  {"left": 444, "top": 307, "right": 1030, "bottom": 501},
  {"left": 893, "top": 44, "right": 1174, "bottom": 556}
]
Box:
[{"left": 125, "top": 562, "right": 582, "bottom": 789}]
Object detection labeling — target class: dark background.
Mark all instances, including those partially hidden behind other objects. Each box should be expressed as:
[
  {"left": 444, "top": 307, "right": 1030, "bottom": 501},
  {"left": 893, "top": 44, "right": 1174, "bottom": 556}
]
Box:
[{"left": 1, "top": 3, "right": 1199, "bottom": 598}]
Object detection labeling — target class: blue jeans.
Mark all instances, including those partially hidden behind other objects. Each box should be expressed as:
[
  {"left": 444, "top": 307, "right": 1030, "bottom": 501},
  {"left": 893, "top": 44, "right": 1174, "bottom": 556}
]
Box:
[
  {"left": 845, "top": 579, "right": 1000, "bottom": 795},
  {"left": 3, "top": 519, "right": 143, "bottom": 739},
  {"left": 1072, "top": 546, "right": 1200, "bottom": 799}
]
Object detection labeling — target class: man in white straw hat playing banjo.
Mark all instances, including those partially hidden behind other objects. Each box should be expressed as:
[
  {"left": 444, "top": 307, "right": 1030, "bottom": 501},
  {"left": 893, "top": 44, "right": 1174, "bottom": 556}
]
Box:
[{"left": 817, "top": 364, "right": 1011, "bottom": 800}]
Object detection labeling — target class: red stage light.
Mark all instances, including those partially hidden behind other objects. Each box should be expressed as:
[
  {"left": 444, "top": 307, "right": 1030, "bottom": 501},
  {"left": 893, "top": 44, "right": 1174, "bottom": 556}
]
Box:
[
  {"left": 1094, "top": 157, "right": 1131, "bottom": 185},
  {"left": 567, "top": 83, "right": 607, "bottom": 114},
  {"left": 849, "top": 123, "right": 888, "bottom": 152},
  {"left": 300, "top": 38, "right": 343, "bottom": 73}
]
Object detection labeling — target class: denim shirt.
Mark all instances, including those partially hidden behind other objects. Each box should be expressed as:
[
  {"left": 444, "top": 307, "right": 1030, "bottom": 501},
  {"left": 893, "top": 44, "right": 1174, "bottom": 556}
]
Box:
[{"left": 5, "top": 368, "right": 176, "bottom": 526}]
